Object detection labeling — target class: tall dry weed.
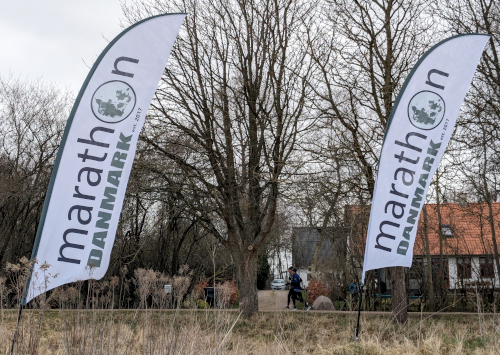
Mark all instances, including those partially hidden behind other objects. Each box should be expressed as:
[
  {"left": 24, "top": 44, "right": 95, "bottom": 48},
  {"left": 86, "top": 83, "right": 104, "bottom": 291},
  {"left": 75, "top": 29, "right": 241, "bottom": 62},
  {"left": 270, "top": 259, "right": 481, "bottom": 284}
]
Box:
[{"left": 3, "top": 258, "right": 500, "bottom": 354}]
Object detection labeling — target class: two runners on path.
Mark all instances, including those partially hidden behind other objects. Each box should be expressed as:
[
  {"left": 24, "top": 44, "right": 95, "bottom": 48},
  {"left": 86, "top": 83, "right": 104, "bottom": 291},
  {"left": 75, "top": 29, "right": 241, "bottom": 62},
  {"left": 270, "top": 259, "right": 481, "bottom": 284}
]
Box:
[{"left": 285, "top": 267, "right": 310, "bottom": 311}]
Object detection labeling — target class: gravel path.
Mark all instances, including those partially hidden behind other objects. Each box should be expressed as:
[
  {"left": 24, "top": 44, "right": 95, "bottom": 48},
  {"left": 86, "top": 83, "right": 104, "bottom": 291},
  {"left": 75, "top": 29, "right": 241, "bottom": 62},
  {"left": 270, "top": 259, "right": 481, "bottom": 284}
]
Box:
[{"left": 258, "top": 290, "right": 289, "bottom": 311}]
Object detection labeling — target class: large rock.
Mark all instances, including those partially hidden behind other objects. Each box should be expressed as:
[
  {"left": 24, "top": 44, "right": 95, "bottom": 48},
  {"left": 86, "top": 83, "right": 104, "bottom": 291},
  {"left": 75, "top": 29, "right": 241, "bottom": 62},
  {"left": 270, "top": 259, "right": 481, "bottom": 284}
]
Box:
[{"left": 312, "top": 295, "right": 334, "bottom": 310}]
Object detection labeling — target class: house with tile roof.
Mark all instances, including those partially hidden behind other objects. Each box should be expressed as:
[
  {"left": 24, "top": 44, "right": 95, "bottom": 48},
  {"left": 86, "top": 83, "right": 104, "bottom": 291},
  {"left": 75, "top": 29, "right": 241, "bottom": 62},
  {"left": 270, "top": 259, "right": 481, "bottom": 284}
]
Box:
[
  {"left": 347, "top": 202, "right": 500, "bottom": 292},
  {"left": 410, "top": 202, "right": 500, "bottom": 291}
]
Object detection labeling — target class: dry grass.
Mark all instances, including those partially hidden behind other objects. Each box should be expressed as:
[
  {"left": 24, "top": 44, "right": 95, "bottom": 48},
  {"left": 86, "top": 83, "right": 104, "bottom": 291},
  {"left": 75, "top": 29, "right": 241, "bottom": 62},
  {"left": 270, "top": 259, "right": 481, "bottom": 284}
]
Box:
[
  {"left": 2, "top": 262, "right": 500, "bottom": 354},
  {"left": 2, "top": 309, "right": 500, "bottom": 354}
]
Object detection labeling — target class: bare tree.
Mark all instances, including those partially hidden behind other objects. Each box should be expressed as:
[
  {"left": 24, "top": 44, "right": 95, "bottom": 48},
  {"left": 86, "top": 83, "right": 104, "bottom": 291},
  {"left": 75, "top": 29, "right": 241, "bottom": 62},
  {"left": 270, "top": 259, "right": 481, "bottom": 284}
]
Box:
[
  {"left": 0, "top": 75, "right": 69, "bottom": 269},
  {"left": 306, "top": 0, "right": 436, "bottom": 323},
  {"left": 122, "top": 0, "right": 315, "bottom": 317}
]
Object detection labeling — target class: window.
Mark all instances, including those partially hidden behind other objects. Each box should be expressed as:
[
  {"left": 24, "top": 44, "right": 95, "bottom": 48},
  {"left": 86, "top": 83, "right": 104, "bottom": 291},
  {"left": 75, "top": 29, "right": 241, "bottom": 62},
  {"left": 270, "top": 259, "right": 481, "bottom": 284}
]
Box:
[
  {"left": 457, "top": 257, "right": 472, "bottom": 279},
  {"left": 480, "top": 257, "right": 495, "bottom": 278},
  {"left": 441, "top": 224, "right": 453, "bottom": 238}
]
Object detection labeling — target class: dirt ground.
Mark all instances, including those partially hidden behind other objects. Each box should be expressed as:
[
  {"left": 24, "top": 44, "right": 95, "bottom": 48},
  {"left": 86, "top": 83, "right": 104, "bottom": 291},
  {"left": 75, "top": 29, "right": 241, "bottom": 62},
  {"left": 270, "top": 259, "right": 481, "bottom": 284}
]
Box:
[{"left": 258, "top": 290, "right": 289, "bottom": 310}]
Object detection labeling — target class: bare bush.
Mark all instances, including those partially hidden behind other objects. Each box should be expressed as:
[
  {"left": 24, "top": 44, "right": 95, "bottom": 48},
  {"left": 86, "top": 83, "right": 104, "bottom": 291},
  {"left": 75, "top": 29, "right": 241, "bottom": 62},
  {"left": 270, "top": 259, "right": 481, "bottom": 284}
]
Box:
[{"left": 217, "top": 280, "right": 238, "bottom": 308}]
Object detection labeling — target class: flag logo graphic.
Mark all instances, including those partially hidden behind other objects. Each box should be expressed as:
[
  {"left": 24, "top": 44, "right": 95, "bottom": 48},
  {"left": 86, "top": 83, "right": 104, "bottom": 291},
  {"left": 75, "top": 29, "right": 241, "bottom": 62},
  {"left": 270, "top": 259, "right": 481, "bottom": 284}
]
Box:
[
  {"left": 91, "top": 80, "right": 136, "bottom": 123},
  {"left": 407, "top": 90, "right": 445, "bottom": 130}
]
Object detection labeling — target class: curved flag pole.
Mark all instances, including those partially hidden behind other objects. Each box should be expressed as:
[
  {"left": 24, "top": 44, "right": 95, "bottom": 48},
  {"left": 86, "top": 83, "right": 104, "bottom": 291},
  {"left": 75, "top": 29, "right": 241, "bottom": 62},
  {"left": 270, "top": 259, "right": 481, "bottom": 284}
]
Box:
[{"left": 9, "top": 13, "right": 186, "bottom": 355}]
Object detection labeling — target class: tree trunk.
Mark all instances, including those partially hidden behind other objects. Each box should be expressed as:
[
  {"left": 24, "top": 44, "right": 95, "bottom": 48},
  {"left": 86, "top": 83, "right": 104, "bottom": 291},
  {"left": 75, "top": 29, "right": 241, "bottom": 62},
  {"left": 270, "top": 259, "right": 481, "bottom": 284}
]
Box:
[
  {"left": 423, "top": 206, "right": 435, "bottom": 311},
  {"left": 310, "top": 205, "right": 334, "bottom": 276},
  {"left": 435, "top": 178, "right": 446, "bottom": 307},
  {"left": 481, "top": 135, "right": 500, "bottom": 279},
  {"left": 237, "top": 255, "right": 258, "bottom": 318},
  {"left": 486, "top": 198, "right": 500, "bottom": 280},
  {"left": 377, "top": 269, "right": 383, "bottom": 309},
  {"left": 391, "top": 266, "right": 407, "bottom": 324}
]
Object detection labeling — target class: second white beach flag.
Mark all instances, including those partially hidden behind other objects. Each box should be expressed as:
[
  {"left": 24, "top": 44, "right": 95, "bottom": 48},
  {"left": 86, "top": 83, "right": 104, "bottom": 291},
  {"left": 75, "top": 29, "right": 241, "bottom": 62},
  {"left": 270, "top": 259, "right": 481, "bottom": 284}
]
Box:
[{"left": 362, "top": 34, "right": 490, "bottom": 283}]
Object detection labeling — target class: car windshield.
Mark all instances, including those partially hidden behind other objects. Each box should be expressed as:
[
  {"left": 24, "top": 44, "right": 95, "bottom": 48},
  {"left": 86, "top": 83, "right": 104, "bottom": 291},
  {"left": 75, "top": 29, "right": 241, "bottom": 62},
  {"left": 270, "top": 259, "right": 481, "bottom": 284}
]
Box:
[{"left": 273, "top": 279, "right": 284, "bottom": 284}]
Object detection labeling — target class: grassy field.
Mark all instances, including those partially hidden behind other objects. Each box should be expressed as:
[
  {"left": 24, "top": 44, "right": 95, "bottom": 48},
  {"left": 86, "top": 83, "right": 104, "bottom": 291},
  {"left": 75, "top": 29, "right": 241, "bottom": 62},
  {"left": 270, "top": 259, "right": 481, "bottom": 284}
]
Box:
[{"left": 2, "top": 309, "right": 500, "bottom": 354}]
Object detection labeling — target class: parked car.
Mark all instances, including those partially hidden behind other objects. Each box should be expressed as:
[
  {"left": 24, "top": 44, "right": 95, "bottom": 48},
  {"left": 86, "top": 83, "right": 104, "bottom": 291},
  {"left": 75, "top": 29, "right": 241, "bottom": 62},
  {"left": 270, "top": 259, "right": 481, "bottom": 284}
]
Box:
[{"left": 270, "top": 278, "right": 286, "bottom": 290}]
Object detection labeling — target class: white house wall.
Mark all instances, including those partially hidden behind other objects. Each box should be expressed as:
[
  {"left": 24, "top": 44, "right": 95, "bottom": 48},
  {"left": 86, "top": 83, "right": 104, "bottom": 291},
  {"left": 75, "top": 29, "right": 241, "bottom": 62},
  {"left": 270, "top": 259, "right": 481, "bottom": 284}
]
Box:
[
  {"left": 297, "top": 268, "right": 309, "bottom": 288},
  {"left": 436, "top": 257, "right": 500, "bottom": 289},
  {"left": 448, "top": 257, "right": 458, "bottom": 287},
  {"left": 408, "top": 256, "right": 499, "bottom": 290}
]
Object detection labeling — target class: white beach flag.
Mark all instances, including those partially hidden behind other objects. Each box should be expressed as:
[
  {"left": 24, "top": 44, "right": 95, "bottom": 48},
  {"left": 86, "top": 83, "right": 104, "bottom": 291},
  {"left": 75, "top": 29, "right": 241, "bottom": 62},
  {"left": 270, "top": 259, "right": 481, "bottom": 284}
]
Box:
[
  {"left": 361, "top": 34, "right": 490, "bottom": 283},
  {"left": 24, "top": 13, "right": 186, "bottom": 303}
]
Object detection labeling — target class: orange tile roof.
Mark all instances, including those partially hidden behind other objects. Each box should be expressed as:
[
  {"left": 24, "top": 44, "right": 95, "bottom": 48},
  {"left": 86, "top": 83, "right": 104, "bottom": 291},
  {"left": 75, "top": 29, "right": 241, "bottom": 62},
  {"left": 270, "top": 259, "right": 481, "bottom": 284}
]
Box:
[
  {"left": 348, "top": 202, "right": 500, "bottom": 257},
  {"left": 413, "top": 202, "right": 500, "bottom": 256}
]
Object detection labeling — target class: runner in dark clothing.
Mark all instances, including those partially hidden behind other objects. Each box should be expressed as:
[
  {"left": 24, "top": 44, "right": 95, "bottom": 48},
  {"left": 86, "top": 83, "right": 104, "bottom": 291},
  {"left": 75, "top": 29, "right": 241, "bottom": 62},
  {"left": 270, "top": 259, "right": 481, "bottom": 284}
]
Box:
[
  {"left": 285, "top": 267, "right": 294, "bottom": 309},
  {"left": 290, "top": 268, "right": 311, "bottom": 311}
]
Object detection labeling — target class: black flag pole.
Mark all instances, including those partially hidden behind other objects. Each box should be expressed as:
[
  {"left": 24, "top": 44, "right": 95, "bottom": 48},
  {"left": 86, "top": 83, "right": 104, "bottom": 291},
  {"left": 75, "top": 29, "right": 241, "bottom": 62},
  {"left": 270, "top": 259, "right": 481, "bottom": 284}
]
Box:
[
  {"left": 354, "top": 283, "right": 363, "bottom": 342},
  {"left": 10, "top": 303, "right": 24, "bottom": 355}
]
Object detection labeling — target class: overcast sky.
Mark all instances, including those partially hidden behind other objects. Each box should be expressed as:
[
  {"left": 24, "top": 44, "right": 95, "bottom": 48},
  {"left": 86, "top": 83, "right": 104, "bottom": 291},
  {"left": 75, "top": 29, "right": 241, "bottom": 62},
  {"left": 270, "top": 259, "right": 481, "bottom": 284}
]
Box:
[{"left": 0, "top": 0, "right": 123, "bottom": 92}]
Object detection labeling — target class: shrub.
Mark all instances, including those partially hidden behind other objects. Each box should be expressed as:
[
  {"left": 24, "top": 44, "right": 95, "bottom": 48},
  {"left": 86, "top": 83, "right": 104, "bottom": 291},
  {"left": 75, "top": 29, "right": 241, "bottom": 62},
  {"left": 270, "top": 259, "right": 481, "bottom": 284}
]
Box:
[
  {"left": 218, "top": 280, "right": 238, "bottom": 307},
  {"left": 197, "top": 299, "right": 210, "bottom": 309},
  {"left": 194, "top": 281, "right": 209, "bottom": 300},
  {"left": 308, "top": 280, "right": 328, "bottom": 303}
]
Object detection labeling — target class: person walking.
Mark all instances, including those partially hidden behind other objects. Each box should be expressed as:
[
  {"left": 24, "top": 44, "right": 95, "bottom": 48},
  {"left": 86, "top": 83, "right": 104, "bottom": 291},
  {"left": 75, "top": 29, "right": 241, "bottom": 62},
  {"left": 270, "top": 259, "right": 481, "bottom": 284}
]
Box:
[
  {"left": 285, "top": 267, "right": 294, "bottom": 309},
  {"left": 289, "top": 268, "right": 311, "bottom": 311},
  {"left": 349, "top": 279, "right": 359, "bottom": 310}
]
